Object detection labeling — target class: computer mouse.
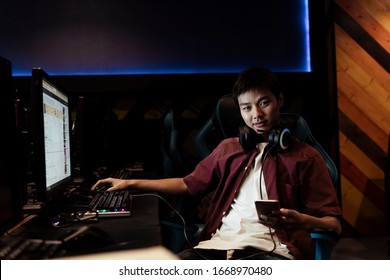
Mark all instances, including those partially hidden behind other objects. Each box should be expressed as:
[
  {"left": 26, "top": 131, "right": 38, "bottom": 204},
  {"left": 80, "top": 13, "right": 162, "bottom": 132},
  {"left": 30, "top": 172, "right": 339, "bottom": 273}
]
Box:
[{"left": 61, "top": 225, "right": 115, "bottom": 252}]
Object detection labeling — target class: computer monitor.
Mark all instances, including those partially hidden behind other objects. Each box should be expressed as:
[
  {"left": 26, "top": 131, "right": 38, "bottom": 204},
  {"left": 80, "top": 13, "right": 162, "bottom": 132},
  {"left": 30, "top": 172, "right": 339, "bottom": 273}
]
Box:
[
  {"left": 30, "top": 68, "right": 72, "bottom": 204},
  {"left": 0, "top": 56, "right": 24, "bottom": 234}
]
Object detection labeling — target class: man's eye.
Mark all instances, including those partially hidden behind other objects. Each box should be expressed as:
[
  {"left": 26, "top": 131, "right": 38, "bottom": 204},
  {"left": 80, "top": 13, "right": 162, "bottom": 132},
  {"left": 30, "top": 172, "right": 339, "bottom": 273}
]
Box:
[{"left": 260, "top": 101, "right": 269, "bottom": 107}]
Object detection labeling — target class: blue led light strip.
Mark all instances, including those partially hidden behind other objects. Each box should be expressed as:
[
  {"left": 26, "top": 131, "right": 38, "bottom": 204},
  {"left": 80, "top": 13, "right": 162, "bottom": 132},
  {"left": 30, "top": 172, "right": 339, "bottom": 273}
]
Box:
[{"left": 304, "top": 0, "right": 312, "bottom": 72}]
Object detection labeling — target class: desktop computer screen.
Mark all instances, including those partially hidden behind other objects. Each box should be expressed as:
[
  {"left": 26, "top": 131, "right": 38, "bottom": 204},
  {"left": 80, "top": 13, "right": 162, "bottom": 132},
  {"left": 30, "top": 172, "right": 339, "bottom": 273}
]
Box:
[{"left": 30, "top": 68, "right": 72, "bottom": 203}]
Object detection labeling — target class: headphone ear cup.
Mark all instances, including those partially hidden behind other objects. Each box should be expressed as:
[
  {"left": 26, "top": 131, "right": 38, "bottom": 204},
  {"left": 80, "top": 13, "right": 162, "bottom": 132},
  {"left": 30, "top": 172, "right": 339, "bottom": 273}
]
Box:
[
  {"left": 270, "top": 127, "right": 291, "bottom": 150},
  {"left": 239, "top": 126, "right": 256, "bottom": 151},
  {"left": 268, "top": 130, "right": 277, "bottom": 147}
]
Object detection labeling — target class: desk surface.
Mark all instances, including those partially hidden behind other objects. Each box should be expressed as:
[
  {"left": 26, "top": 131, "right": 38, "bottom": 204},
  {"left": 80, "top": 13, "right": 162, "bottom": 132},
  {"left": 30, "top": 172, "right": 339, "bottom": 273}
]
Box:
[{"left": 8, "top": 192, "right": 162, "bottom": 257}]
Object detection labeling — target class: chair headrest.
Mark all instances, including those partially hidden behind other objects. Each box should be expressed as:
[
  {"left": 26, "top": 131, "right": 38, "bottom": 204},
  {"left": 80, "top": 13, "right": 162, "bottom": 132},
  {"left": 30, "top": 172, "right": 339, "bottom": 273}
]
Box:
[{"left": 215, "top": 94, "right": 245, "bottom": 138}]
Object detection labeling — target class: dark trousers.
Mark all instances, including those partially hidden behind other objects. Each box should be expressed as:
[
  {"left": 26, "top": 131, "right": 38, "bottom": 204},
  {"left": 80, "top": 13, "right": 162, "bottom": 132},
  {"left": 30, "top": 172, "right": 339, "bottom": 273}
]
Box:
[{"left": 178, "top": 248, "right": 290, "bottom": 260}]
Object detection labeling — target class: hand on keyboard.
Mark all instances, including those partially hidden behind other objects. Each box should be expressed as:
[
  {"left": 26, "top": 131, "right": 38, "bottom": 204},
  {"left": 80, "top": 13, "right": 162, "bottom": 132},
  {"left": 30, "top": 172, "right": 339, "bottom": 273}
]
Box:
[
  {"left": 91, "top": 178, "right": 128, "bottom": 192},
  {"left": 95, "top": 183, "right": 113, "bottom": 192}
]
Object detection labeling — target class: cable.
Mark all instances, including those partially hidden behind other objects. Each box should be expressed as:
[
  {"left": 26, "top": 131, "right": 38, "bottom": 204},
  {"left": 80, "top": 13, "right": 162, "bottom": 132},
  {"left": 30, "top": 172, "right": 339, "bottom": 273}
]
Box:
[
  {"left": 259, "top": 142, "right": 275, "bottom": 199},
  {"left": 250, "top": 142, "right": 279, "bottom": 259},
  {"left": 133, "top": 193, "right": 214, "bottom": 259},
  {"left": 132, "top": 193, "right": 194, "bottom": 251}
]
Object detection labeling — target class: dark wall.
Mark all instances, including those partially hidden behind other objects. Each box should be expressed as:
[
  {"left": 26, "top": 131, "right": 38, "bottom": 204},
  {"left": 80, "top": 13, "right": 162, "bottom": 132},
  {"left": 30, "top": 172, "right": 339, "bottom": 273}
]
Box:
[
  {"left": 9, "top": 0, "right": 339, "bottom": 178},
  {"left": 13, "top": 71, "right": 332, "bottom": 177},
  {"left": 1, "top": 0, "right": 310, "bottom": 75}
]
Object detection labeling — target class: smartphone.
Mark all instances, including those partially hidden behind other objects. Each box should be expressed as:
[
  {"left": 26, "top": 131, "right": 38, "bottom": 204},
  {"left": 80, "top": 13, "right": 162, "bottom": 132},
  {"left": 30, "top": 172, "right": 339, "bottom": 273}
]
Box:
[{"left": 254, "top": 200, "right": 280, "bottom": 218}]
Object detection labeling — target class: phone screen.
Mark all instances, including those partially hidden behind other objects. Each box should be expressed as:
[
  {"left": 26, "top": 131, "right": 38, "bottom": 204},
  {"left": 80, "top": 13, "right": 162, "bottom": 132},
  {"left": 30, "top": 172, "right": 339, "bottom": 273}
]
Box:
[{"left": 255, "top": 200, "right": 280, "bottom": 217}]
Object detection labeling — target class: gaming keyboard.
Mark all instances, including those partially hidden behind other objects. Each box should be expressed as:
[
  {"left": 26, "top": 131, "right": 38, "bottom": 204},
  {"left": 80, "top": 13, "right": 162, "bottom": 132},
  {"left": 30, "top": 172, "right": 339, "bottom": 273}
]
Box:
[
  {"left": 0, "top": 235, "right": 66, "bottom": 260},
  {"left": 111, "top": 169, "right": 134, "bottom": 179},
  {"left": 89, "top": 190, "right": 132, "bottom": 217}
]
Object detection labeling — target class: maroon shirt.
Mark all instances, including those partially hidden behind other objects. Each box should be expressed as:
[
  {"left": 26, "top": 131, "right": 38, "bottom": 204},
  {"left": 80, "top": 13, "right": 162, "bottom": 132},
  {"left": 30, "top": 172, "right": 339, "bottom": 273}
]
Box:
[{"left": 183, "top": 137, "right": 341, "bottom": 259}]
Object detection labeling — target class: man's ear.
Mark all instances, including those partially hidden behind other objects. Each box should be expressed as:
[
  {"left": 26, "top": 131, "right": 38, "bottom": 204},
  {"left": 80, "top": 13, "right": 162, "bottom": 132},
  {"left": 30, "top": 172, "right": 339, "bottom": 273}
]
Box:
[{"left": 278, "top": 92, "right": 284, "bottom": 109}]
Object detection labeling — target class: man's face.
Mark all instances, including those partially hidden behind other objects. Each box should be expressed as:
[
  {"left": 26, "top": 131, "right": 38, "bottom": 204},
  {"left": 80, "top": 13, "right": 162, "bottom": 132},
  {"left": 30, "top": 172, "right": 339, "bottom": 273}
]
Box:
[{"left": 237, "top": 89, "right": 283, "bottom": 134}]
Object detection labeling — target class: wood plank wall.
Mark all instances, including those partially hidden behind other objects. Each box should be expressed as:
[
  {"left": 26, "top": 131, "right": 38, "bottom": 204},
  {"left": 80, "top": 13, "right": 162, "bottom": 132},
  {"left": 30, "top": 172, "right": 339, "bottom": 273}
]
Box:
[{"left": 334, "top": 0, "right": 390, "bottom": 236}]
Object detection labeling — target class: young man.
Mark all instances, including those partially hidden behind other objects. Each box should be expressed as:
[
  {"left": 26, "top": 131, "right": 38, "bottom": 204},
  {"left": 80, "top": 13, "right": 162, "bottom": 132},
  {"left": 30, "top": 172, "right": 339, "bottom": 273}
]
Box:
[{"left": 92, "top": 67, "right": 342, "bottom": 259}]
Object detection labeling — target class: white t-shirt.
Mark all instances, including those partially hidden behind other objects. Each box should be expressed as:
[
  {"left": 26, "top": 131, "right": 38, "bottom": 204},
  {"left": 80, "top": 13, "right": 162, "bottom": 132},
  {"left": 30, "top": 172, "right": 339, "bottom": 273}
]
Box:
[{"left": 195, "top": 144, "right": 293, "bottom": 259}]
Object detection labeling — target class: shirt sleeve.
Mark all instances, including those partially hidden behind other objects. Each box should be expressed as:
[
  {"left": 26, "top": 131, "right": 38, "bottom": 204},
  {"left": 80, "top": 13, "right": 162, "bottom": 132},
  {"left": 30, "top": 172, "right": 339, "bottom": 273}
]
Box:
[
  {"left": 183, "top": 138, "right": 243, "bottom": 197},
  {"left": 298, "top": 149, "right": 342, "bottom": 217}
]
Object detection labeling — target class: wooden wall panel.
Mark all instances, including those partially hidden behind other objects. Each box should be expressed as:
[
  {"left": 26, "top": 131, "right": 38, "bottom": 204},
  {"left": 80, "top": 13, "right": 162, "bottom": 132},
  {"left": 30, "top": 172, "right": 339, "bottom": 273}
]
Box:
[
  {"left": 338, "top": 68, "right": 390, "bottom": 134},
  {"left": 337, "top": 0, "right": 390, "bottom": 52},
  {"left": 338, "top": 92, "right": 387, "bottom": 150},
  {"left": 335, "top": 0, "right": 389, "bottom": 237},
  {"left": 341, "top": 175, "right": 386, "bottom": 236},
  {"left": 339, "top": 132, "right": 384, "bottom": 184},
  {"left": 335, "top": 27, "right": 390, "bottom": 106}
]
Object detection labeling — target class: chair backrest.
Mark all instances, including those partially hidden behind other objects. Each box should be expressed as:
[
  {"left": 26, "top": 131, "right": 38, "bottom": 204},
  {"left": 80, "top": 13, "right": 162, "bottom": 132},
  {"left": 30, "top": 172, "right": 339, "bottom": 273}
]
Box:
[
  {"left": 279, "top": 113, "right": 339, "bottom": 188},
  {"left": 194, "top": 94, "right": 339, "bottom": 188},
  {"left": 195, "top": 94, "right": 244, "bottom": 159},
  {"left": 160, "top": 109, "right": 184, "bottom": 177}
]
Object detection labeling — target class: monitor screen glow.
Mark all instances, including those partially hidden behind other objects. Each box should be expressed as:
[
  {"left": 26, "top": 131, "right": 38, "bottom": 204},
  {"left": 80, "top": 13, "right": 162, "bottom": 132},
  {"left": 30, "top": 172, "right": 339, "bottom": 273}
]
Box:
[
  {"left": 31, "top": 68, "right": 72, "bottom": 203},
  {"left": 42, "top": 79, "right": 71, "bottom": 191}
]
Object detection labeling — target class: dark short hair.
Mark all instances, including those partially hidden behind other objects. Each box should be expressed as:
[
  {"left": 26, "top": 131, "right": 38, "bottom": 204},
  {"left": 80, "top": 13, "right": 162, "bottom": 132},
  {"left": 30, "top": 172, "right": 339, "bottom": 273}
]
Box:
[{"left": 232, "top": 67, "right": 282, "bottom": 105}]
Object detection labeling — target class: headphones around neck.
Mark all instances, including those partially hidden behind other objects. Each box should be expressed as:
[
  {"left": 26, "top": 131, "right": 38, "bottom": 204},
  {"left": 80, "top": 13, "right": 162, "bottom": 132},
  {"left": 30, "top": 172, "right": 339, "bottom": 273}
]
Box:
[{"left": 239, "top": 125, "right": 291, "bottom": 151}]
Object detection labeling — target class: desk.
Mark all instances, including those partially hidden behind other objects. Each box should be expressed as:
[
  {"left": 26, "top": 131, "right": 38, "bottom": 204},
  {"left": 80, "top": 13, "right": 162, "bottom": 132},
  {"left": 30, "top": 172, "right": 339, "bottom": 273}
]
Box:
[{"left": 8, "top": 193, "right": 162, "bottom": 257}]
